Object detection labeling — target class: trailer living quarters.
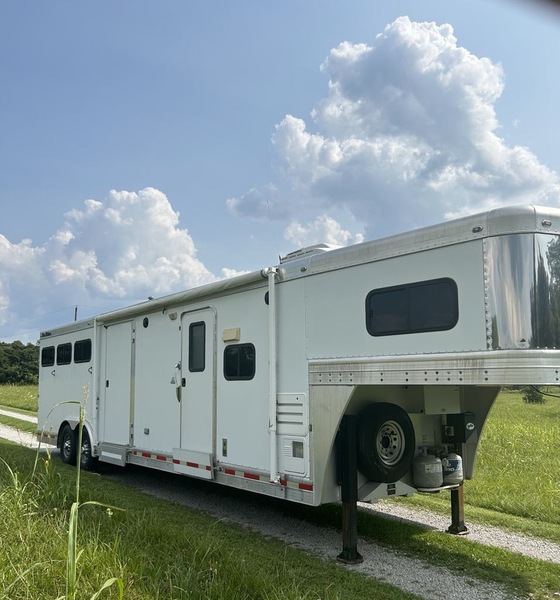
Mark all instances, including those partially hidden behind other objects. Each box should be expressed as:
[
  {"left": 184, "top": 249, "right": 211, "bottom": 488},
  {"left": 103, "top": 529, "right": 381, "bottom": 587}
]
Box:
[{"left": 38, "top": 205, "right": 560, "bottom": 559}]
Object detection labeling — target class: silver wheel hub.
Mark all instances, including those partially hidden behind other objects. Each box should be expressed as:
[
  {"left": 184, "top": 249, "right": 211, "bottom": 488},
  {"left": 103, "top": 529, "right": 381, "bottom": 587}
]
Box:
[
  {"left": 81, "top": 440, "right": 90, "bottom": 456},
  {"left": 376, "top": 420, "right": 405, "bottom": 466}
]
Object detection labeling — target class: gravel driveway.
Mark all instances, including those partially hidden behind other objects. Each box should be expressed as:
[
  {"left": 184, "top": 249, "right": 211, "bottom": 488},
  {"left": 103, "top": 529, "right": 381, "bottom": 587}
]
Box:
[{"left": 1, "top": 415, "right": 557, "bottom": 600}]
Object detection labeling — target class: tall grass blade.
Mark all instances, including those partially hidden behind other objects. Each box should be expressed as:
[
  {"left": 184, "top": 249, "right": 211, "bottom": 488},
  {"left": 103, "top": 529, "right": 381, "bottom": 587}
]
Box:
[
  {"left": 89, "top": 577, "right": 124, "bottom": 600},
  {"left": 66, "top": 501, "right": 79, "bottom": 600}
]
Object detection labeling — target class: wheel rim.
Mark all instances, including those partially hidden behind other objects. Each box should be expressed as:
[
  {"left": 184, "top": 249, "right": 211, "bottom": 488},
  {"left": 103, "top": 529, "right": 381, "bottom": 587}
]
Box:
[
  {"left": 81, "top": 436, "right": 91, "bottom": 464},
  {"left": 62, "top": 434, "right": 72, "bottom": 459},
  {"left": 376, "top": 420, "right": 406, "bottom": 466}
]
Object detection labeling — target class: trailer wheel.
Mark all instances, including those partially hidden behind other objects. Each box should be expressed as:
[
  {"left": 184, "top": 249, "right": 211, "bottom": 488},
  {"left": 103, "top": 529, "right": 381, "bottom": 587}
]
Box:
[
  {"left": 357, "top": 403, "right": 415, "bottom": 483},
  {"left": 60, "top": 424, "right": 77, "bottom": 466},
  {"left": 79, "top": 428, "right": 96, "bottom": 471}
]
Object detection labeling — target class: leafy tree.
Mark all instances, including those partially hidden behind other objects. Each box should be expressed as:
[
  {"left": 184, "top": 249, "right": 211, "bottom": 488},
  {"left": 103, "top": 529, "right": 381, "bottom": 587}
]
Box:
[{"left": 0, "top": 341, "right": 39, "bottom": 385}]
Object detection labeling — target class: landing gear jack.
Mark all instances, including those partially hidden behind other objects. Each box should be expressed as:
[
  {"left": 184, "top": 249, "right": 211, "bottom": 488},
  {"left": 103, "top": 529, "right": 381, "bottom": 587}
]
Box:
[
  {"left": 447, "top": 484, "right": 469, "bottom": 535},
  {"left": 337, "top": 415, "right": 364, "bottom": 564}
]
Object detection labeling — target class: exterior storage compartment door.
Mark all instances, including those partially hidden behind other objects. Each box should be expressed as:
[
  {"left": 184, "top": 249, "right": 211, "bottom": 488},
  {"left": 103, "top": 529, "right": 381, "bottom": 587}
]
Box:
[{"left": 101, "top": 321, "right": 133, "bottom": 446}]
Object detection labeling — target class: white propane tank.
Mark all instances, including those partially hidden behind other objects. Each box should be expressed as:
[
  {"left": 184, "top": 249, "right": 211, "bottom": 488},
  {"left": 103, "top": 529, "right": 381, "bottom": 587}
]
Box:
[
  {"left": 442, "top": 452, "right": 464, "bottom": 485},
  {"left": 412, "top": 447, "right": 443, "bottom": 488}
]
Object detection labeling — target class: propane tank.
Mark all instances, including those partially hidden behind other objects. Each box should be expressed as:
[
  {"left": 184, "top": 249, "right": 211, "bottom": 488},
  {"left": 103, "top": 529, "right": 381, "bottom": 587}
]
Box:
[
  {"left": 413, "top": 447, "right": 443, "bottom": 488},
  {"left": 442, "top": 451, "right": 464, "bottom": 485}
]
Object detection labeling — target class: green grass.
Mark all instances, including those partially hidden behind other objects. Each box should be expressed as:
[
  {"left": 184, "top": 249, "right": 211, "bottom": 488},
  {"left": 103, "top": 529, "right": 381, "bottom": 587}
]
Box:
[
  {"left": 0, "top": 414, "right": 37, "bottom": 434},
  {"left": 0, "top": 384, "right": 38, "bottom": 435},
  {"left": 0, "top": 384, "right": 39, "bottom": 435},
  {"left": 470, "top": 389, "right": 560, "bottom": 522},
  {"left": 1, "top": 385, "right": 559, "bottom": 599},
  {"left": 0, "top": 443, "right": 418, "bottom": 600},
  {"left": 0, "top": 384, "right": 38, "bottom": 412}
]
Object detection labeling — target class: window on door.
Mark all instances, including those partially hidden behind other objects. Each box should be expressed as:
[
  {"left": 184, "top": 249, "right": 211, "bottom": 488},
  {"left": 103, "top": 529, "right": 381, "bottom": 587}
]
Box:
[{"left": 189, "top": 322, "right": 206, "bottom": 372}]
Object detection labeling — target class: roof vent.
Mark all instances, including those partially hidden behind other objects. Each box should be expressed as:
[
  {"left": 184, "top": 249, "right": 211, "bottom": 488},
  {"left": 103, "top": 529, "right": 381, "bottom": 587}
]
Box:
[{"left": 279, "top": 243, "right": 340, "bottom": 264}]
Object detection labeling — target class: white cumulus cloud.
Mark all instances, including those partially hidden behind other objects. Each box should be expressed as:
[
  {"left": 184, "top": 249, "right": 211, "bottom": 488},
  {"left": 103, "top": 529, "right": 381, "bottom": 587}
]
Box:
[
  {"left": 284, "top": 215, "right": 364, "bottom": 248},
  {"left": 228, "top": 16, "right": 560, "bottom": 237},
  {"left": 0, "top": 188, "right": 216, "bottom": 339}
]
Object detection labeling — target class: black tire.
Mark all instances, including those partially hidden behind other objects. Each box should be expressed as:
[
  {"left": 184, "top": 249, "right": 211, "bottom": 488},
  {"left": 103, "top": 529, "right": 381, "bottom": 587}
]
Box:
[
  {"left": 79, "top": 427, "right": 97, "bottom": 471},
  {"left": 60, "top": 424, "right": 77, "bottom": 465},
  {"left": 357, "top": 403, "right": 415, "bottom": 483}
]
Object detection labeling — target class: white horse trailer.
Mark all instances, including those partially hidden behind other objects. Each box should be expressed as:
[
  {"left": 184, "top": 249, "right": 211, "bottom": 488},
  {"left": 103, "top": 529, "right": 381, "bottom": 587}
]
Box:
[{"left": 37, "top": 205, "right": 560, "bottom": 561}]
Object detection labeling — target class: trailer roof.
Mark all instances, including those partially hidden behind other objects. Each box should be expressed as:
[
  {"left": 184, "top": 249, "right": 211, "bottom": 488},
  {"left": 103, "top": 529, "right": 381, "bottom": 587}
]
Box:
[
  {"left": 280, "top": 204, "right": 560, "bottom": 279},
  {"left": 40, "top": 204, "right": 560, "bottom": 336}
]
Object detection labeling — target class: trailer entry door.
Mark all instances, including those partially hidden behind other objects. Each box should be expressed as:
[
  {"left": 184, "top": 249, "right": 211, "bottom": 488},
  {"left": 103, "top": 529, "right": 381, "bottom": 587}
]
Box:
[{"left": 173, "top": 308, "right": 215, "bottom": 478}]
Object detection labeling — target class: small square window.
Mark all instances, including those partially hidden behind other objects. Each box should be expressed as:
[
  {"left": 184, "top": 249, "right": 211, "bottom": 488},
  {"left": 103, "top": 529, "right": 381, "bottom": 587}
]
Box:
[
  {"left": 41, "top": 346, "right": 55, "bottom": 367},
  {"left": 74, "top": 339, "right": 92, "bottom": 363},
  {"left": 224, "top": 343, "right": 255, "bottom": 381},
  {"left": 56, "top": 343, "right": 72, "bottom": 365}
]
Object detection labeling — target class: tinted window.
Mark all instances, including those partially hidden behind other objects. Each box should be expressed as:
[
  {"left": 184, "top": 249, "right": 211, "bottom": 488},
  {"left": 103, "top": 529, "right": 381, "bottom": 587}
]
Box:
[
  {"left": 366, "top": 278, "right": 458, "bottom": 336},
  {"left": 189, "top": 322, "right": 206, "bottom": 372},
  {"left": 224, "top": 343, "right": 255, "bottom": 380},
  {"left": 41, "top": 346, "right": 55, "bottom": 367},
  {"left": 56, "top": 343, "right": 72, "bottom": 365},
  {"left": 74, "top": 339, "right": 92, "bottom": 363}
]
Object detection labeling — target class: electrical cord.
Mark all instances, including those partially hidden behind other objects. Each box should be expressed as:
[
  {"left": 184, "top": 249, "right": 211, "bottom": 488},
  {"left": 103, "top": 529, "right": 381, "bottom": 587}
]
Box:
[{"left": 529, "top": 385, "right": 560, "bottom": 399}]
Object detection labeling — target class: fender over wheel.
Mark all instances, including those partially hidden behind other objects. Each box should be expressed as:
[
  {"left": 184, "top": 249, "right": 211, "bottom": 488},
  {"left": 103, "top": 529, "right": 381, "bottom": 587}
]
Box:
[{"left": 357, "top": 403, "right": 415, "bottom": 483}]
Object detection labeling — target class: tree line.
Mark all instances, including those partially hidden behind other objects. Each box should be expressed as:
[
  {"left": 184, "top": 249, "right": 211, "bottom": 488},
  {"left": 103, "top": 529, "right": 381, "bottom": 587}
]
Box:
[{"left": 0, "top": 341, "right": 40, "bottom": 385}]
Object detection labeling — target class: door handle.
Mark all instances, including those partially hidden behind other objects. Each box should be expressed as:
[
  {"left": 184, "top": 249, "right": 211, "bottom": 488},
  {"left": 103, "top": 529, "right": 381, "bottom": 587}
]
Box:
[{"left": 173, "top": 362, "right": 182, "bottom": 401}]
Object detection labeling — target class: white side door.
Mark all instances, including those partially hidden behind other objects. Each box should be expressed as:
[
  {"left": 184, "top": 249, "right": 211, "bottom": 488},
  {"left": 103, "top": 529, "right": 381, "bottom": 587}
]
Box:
[
  {"left": 172, "top": 309, "right": 215, "bottom": 478},
  {"left": 101, "top": 322, "right": 133, "bottom": 446}
]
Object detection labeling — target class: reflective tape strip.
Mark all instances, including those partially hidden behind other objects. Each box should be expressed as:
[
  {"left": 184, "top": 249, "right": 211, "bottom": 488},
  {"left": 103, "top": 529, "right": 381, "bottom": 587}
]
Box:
[
  {"left": 131, "top": 449, "right": 212, "bottom": 473},
  {"left": 130, "top": 450, "right": 313, "bottom": 491},
  {"left": 221, "top": 467, "right": 313, "bottom": 492}
]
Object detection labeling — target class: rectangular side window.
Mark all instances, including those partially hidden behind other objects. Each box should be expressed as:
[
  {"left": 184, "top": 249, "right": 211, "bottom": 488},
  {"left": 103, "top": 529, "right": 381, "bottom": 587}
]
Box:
[
  {"left": 56, "top": 343, "right": 72, "bottom": 365},
  {"left": 224, "top": 343, "right": 255, "bottom": 380},
  {"left": 41, "top": 346, "right": 55, "bottom": 367},
  {"left": 410, "top": 280, "right": 458, "bottom": 330},
  {"left": 74, "top": 339, "right": 92, "bottom": 363},
  {"left": 189, "top": 322, "right": 206, "bottom": 372},
  {"left": 368, "top": 286, "right": 408, "bottom": 334},
  {"left": 366, "top": 278, "right": 458, "bottom": 336}
]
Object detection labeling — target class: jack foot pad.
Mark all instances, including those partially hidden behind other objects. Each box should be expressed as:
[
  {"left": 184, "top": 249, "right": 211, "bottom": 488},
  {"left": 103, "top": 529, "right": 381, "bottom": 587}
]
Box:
[
  {"left": 336, "top": 551, "right": 364, "bottom": 564},
  {"left": 447, "top": 525, "right": 470, "bottom": 535}
]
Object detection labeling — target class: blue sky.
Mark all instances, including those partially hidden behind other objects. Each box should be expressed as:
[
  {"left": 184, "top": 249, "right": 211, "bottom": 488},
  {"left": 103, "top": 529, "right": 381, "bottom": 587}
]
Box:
[{"left": 1, "top": 0, "right": 560, "bottom": 342}]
